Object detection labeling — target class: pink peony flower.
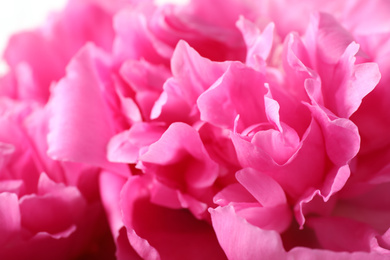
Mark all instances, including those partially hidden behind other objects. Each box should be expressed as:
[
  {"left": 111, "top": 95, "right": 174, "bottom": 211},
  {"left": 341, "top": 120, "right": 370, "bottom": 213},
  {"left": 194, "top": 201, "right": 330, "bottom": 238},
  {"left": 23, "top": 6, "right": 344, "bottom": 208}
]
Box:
[{"left": 2, "top": 0, "right": 390, "bottom": 259}]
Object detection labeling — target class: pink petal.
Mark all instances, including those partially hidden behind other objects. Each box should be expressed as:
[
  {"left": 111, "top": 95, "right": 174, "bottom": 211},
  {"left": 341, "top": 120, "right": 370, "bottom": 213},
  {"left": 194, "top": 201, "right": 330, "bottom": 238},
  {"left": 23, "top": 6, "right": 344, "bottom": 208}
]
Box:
[
  {"left": 19, "top": 173, "right": 86, "bottom": 236},
  {"left": 236, "top": 17, "right": 275, "bottom": 69},
  {"left": 288, "top": 247, "right": 388, "bottom": 260},
  {"left": 170, "top": 40, "right": 229, "bottom": 105},
  {"left": 120, "top": 59, "right": 170, "bottom": 119},
  {"left": 232, "top": 119, "right": 326, "bottom": 200},
  {"left": 214, "top": 183, "right": 256, "bottom": 206},
  {"left": 306, "top": 216, "right": 378, "bottom": 252},
  {"left": 47, "top": 44, "right": 126, "bottom": 174},
  {"left": 210, "top": 205, "right": 287, "bottom": 259},
  {"left": 236, "top": 168, "right": 287, "bottom": 207},
  {"left": 151, "top": 40, "right": 229, "bottom": 122},
  {"left": 107, "top": 122, "right": 165, "bottom": 164},
  {"left": 121, "top": 175, "right": 226, "bottom": 259},
  {"left": 3, "top": 0, "right": 115, "bottom": 103},
  {"left": 0, "top": 192, "right": 21, "bottom": 245},
  {"left": 139, "top": 122, "right": 219, "bottom": 190},
  {"left": 304, "top": 12, "right": 355, "bottom": 65},
  {"left": 113, "top": 7, "right": 167, "bottom": 65},
  {"left": 198, "top": 62, "right": 268, "bottom": 130},
  {"left": 306, "top": 102, "right": 360, "bottom": 166}
]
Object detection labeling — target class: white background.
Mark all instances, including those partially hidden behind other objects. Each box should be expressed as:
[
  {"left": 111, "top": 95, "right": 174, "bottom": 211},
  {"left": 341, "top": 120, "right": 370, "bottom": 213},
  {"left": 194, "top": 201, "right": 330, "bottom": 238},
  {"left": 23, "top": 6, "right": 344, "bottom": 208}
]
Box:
[{"left": 0, "top": 0, "right": 68, "bottom": 56}]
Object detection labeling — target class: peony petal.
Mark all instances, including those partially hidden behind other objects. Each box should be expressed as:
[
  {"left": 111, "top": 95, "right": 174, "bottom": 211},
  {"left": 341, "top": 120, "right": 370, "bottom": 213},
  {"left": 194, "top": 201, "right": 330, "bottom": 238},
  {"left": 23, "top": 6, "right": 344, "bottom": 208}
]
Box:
[
  {"left": 121, "top": 175, "right": 226, "bottom": 260},
  {"left": 113, "top": 7, "right": 167, "bottom": 65},
  {"left": 236, "top": 168, "right": 287, "bottom": 207},
  {"left": 151, "top": 40, "right": 229, "bottom": 122},
  {"left": 170, "top": 40, "right": 229, "bottom": 105},
  {"left": 306, "top": 102, "right": 360, "bottom": 166},
  {"left": 236, "top": 17, "right": 275, "bottom": 69},
  {"left": 306, "top": 216, "right": 378, "bottom": 253},
  {"left": 120, "top": 58, "right": 170, "bottom": 119},
  {"left": 19, "top": 173, "right": 87, "bottom": 237},
  {"left": 0, "top": 192, "right": 21, "bottom": 245},
  {"left": 139, "top": 122, "right": 219, "bottom": 189},
  {"left": 232, "top": 118, "right": 326, "bottom": 200},
  {"left": 214, "top": 183, "right": 256, "bottom": 206},
  {"left": 3, "top": 0, "right": 115, "bottom": 103},
  {"left": 288, "top": 247, "right": 389, "bottom": 260},
  {"left": 198, "top": 62, "right": 268, "bottom": 130},
  {"left": 107, "top": 122, "right": 165, "bottom": 164},
  {"left": 210, "top": 205, "right": 287, "bottom": 260},
  {"left": 47, "top": 44, "right": 126, "bottom": 174}
]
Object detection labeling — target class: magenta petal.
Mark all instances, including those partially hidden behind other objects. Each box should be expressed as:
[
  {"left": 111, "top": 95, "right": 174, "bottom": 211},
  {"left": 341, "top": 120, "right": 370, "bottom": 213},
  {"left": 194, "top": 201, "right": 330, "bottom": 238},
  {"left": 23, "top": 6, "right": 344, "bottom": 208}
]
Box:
[
  {"left": 288, "top": 247, "right": 388, "bottom": 260},
  {"left": 19, "top": 173, "right": 86, "bottom": 236},
  {"left": 121, "top": 175, "right": 226, "bottom": 260},
  {"left": 307, "top": 216, "right": 378, "bottom": 253},
  {"left": 47, "top": 44, "right": 124, "bottom": 173},
  {"left": 210, "top": 206, "right": 287, "bottom": 259},
  {"left": 0, "top": 192, "right": 21, "bottom": 245},
  {"left": 99, "top": 171, "right": 127, "bottom": 241}
]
